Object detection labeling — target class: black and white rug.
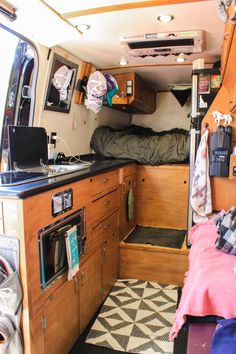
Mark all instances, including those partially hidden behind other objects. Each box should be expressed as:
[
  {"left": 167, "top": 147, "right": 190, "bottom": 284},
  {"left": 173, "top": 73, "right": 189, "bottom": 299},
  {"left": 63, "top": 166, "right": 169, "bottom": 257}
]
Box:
[{"left": 86, "top": 279, "right": 178, "bottom": 353}]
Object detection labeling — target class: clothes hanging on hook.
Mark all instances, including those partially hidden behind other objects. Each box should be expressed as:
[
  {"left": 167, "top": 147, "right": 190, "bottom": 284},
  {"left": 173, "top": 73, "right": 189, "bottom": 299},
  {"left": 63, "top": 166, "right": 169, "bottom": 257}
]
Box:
[{"left": 190, "top": 128, "right": 212, "bottom": 223}]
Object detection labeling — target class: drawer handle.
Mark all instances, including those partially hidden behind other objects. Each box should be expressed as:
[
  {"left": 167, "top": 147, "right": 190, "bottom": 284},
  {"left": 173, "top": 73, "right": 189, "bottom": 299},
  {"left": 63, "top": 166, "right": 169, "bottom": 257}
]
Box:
[
  {"left": 122, "top": 182, "right": 126, "bottom": 194},
  {"left": 81, "top": 270, "right": 85, "bottom": 285},
  {"left": 104, "top": 223, "right": 111, "bottom": 229},
  {"left": 102, "top": 178, "right": 109, "bottom": 183},
  {"left": 74, "top": 276, "right": 79, "bottom": 293},
  {"left": 103, "top": 200, "right": 111, "bottom": 206}
]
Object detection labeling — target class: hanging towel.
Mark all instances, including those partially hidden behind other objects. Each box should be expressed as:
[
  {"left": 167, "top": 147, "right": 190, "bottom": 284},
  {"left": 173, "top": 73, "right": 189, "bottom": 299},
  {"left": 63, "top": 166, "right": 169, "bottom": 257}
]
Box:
[{"left": 190, "top": 129, "right": 212, "bottom": 223}]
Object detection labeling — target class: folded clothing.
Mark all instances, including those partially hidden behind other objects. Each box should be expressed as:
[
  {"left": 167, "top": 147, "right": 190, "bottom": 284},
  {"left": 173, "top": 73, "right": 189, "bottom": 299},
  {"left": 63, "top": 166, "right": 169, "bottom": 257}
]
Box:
[
  {"left": 215, "top": 207, "right": 236, "bottom": 255},
  {"left": 0, "top": 316, "right": 15, "bottom": 343},
  {"left": 0, "top": 315, "right": 23, "bottom": 354},
  {"left": 0, "top": 255, "right": 23, "bottom": 353}
]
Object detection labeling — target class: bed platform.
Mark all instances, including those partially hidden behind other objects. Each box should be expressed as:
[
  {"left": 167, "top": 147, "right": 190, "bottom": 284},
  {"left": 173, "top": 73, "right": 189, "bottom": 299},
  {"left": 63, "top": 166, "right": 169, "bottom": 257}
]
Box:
[
  {"left": 119, "top": 163, "right": 190, "bottom": 287},
  {"left": 119, "top": 238, "right": 189, "bottom": 287}
]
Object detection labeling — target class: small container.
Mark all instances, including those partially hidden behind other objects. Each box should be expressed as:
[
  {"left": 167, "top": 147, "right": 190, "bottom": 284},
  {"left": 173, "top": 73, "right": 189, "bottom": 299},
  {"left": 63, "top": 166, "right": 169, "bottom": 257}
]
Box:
[
  {"left": 126, "top": 80, "right": 133, "bottom": 96},
  {"left": 48, "top": 144, "right": 54, "bottom": 160},
  {"left": 233, "top": 146, "right": 236, "bottom": 155}
]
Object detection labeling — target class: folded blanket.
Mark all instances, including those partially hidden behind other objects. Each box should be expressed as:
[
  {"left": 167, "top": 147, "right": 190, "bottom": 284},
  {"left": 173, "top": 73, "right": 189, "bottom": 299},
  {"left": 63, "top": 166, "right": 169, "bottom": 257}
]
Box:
[{"left": 170, "top": 217, "right": 236, "bottom": 340}]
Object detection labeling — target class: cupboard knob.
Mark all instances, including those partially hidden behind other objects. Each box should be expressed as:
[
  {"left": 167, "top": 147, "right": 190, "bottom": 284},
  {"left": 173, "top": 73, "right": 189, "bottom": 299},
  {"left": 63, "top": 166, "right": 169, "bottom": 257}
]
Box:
[
  {"left": 224, "top": 32, "right": 230, "bottom": 39},
  {"left": 102, "top": 178, "right": 108, "bottom": 183},
  {"left": 104, "top": 224, "right": 111, "bottom": 229},
  {"left": 103, "top": 200, "right": 110, "bottom": 206}
]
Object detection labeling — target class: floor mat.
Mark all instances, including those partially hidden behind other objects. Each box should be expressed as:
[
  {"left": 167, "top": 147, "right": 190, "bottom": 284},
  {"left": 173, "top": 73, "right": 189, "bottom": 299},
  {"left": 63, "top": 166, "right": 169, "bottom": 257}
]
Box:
[
  {"left": 86, "top": 279, "right": 178, "bottom": 354},
  {"left": 124, "top": 226, "right": 186, "bottom": 249}
]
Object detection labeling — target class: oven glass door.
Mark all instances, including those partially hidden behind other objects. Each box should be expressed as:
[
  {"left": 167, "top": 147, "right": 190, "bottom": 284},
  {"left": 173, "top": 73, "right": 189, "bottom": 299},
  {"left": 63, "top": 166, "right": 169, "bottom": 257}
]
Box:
[{"left": 39, "top": 208, "right": 85, "bottom": 289}]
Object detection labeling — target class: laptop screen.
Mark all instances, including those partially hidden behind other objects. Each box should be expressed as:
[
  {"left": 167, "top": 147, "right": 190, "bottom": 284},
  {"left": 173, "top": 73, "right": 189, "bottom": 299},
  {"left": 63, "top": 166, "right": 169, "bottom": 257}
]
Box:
[{"left": 8, "top": 126, "right": 48, "bottom": 170}]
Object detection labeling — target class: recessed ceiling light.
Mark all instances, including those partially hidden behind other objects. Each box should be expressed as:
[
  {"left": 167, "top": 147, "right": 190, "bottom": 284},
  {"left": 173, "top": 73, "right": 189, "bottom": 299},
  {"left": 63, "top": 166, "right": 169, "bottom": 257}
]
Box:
[
  {"left": 119, "top": 59, "right": 128, "bottom": 66},
  {"left": 157, "top": 14, "right": 174, "bottom": 23},
  {"left": 175, "top": 53, "right": 186, "bottom": 63},
  {"left": 76, "top": 24, "right": 91, "bottom": 33}
]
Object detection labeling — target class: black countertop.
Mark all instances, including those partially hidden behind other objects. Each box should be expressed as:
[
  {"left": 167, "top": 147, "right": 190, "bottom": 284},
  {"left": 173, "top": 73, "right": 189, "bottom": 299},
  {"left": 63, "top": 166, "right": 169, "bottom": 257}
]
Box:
[{"left": 0, "top": 155, "right": 134, "bottom": 199}]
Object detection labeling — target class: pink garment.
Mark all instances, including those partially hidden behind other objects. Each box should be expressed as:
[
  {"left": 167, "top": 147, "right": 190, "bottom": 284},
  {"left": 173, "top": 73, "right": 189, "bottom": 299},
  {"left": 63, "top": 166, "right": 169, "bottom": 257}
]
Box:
[{"left": 170, "top": 217, "right": 236, "bottom": 340}]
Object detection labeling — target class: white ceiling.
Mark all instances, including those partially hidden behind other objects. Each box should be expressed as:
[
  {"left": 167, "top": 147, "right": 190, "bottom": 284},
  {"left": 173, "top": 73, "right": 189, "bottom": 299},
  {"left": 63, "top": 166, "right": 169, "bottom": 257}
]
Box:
[{"left": 16, "top": 0, "right": 226, "bottom": 91}]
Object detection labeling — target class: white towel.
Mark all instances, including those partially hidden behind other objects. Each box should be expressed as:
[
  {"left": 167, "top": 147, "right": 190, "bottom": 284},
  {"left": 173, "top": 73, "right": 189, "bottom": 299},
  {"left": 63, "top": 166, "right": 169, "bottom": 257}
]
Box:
[{"left": 190, "top": 129, "right": 212, "bottom": 223}]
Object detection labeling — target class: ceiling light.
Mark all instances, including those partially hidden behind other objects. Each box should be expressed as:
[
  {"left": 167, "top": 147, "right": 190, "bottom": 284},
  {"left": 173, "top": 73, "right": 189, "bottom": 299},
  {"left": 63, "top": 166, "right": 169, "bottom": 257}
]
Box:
[
  {"left": 76, "top": 24, "right": 90, "bottom": 33},
  {"left": 175, "top": 53, "right": 186, "bottom": 63},
  {"left": 119, "top": 59, "right": 128, "bottom": 66},
  {"left": 157, "top": 14, "right": 174, "bottom": 23}
]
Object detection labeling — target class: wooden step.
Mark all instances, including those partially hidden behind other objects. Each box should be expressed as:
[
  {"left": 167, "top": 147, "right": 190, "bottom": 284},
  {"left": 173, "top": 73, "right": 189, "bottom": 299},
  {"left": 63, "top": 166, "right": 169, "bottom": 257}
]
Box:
[{"left": 119, "top": 241, "right": 189, "bottom": 286}]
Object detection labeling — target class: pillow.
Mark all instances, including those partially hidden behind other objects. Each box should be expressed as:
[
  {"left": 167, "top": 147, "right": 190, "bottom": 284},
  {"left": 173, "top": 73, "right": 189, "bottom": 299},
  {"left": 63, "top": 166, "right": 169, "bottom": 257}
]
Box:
[{"left": 215, "top": 207, "right": 236, "bottom": 255}]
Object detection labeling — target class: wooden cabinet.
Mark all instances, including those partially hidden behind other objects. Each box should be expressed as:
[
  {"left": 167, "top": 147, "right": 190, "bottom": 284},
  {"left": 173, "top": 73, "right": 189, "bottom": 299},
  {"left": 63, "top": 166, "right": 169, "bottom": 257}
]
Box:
[
  {"left": 110, "top": 72, "right": 156, "bottom": 114},
  {"left": 79, "top": 247, "right": 103, "bottom": 333},
  {"left": 7, "top": 166, "right": 128, "bottom": 354},
  {"left": 92, "top": 189, "right": 119, "bottom": 225},
  {"left": 119, "top": 163, "right": 137, "bottom": 240},
  {"left": 221, "top": 7, "right": 235, "bottom": 80},
  {"left": 43, "top": 279, "right": 80, "bottom": 354},
  {"left": 90, "top": 170, "right": 119, "bottom": 198},
  {"left": 137, "top": 164, "right": 189, "bottom": 230},
  {"left": 102, "top": 232, "right": 119, "bottom": 300},
  {"left": 92, "top": 211, "right": 118, "bottom": 249},
  {"left": 77, "top": 170, "right": 120, "bottom": 332}
]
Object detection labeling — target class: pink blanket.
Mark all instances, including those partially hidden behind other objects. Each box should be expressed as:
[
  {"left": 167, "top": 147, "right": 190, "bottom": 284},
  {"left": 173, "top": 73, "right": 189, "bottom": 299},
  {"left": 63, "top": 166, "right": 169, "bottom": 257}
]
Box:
[{"left": 170, "top": 217, "right": 236, "bottom": 340}]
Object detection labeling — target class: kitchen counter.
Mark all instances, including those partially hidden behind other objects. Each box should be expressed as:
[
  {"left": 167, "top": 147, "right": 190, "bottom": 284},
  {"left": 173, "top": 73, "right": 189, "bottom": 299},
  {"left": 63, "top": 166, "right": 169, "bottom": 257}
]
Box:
[{"left": 0, "top": 155, "right": 134, "bottom": 199}]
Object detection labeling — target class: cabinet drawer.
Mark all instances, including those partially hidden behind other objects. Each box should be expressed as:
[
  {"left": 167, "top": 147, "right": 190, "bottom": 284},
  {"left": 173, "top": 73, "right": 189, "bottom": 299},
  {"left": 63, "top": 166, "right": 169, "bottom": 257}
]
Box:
[
  {"left": 91, "top": 170, "right": 118, "bottom": 197},
  {"left": 92, "top": 211, "right": 118, "bottom": 249},
  {"left": 92, "top": 190, "right": 118, "bottom": 225}
]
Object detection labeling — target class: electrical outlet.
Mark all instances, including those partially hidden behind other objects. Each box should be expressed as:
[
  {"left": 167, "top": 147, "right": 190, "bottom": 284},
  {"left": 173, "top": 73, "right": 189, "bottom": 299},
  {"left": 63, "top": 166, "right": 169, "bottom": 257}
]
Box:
[{"left": 50, "top": 132, "right": 57, "bottom": 147}]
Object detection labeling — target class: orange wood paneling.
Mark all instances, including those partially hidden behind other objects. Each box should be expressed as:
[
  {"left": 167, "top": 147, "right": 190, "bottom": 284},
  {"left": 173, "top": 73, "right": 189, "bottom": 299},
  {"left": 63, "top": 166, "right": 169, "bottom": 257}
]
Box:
[{"left": 137, "top": 165, "right": 189, "bottom": 229}]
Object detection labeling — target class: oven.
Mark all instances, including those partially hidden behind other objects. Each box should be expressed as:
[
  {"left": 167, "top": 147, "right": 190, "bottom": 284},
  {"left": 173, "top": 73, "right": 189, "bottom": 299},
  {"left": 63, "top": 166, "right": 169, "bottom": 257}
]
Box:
[{"left": 38, "top": 208, "right": 86, "bottom": 289}]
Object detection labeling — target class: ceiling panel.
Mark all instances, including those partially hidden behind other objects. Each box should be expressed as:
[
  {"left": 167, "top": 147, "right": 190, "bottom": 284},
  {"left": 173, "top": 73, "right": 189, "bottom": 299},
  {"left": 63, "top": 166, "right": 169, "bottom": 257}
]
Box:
[{"left": 39, "top": 1, "right": 225, "bottom": 91}]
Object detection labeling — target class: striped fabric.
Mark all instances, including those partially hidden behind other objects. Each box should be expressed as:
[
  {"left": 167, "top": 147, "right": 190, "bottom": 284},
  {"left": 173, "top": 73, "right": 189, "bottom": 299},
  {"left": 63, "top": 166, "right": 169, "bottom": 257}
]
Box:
[{"left": 215, "top": 207, "right": 236, "bottom": 255}]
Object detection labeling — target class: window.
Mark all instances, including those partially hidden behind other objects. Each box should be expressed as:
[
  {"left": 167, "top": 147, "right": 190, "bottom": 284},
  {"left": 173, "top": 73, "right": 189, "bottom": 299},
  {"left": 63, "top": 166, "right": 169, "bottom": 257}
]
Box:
[{"left": 0, "top": 24, "right": 38, "bottom": 171}]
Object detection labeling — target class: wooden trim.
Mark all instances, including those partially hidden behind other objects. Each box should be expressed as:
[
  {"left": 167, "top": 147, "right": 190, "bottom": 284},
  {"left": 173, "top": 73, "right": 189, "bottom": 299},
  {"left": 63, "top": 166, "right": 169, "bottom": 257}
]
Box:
[
  {"left": 100, "top": 62, "right": 215, "bottom": 71},
  {"left": 61, "top": 0, "right": 207, "bottom": 18},
  {"left": 74, "top": 61, "right": 92, "bottom": 104},
  {"left": 120, "top": 241, "right": 189, "bottom": 255}
]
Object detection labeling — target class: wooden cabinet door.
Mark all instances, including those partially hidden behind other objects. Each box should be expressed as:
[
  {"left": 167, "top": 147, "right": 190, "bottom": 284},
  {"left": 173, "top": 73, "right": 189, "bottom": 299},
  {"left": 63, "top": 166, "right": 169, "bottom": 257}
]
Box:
[
  {"left": 137, "top": 165, "right": 189, "bottom": 229},
  {"left": 43, "top": 279, "right": 80, "bottom": 354},
  {"left": 120, "top": 172, "right": 137, "bottom": 240},
  {"left": 102, "top": 232, "right": 119, "bottom": 300},
  {"left": 79, "top": 247, "right": 103, "bottom": 332},
  {"left": 221, "top": 9, "right": 235, "bottom": 80}
]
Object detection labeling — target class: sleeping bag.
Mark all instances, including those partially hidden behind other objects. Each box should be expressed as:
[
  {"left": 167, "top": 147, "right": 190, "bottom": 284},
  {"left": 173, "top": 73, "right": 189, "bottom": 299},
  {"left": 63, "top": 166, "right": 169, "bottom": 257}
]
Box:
[{"left": 90, "top": 125, "right": 190, "bottom": 165}]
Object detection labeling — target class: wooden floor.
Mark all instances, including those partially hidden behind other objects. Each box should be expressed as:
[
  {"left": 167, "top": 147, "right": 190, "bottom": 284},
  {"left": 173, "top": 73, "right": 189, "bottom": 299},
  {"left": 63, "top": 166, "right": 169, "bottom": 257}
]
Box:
[{"left": 119, "top": 232, "right": 189, "bottom": 287}]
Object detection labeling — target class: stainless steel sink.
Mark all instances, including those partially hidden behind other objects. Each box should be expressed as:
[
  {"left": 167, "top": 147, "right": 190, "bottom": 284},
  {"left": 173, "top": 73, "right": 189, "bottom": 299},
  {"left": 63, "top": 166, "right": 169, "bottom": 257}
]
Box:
[
  {"left": 0, "top": 163, "right": 91, "bottom": 186},
  {"left": 47, "top": 163, "right": 90, "bottom": 175}
]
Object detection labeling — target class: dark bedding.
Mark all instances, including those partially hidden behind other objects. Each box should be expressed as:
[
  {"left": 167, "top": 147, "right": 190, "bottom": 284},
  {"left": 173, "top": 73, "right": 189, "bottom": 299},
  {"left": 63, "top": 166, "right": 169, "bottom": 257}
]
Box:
[{"left": 90, "top": 125, "right": 190, "bottom": 165}]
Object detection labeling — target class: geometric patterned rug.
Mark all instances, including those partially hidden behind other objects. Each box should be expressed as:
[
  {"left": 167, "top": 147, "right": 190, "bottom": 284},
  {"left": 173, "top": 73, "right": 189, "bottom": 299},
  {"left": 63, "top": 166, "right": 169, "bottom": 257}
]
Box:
[{"left": 86, "top": 279, "right": 178, "bottom": 353}]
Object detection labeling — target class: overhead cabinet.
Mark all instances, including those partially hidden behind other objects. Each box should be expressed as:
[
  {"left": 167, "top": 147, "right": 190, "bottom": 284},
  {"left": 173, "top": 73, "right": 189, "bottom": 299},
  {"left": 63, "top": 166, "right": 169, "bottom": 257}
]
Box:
[{"left": 110, "top": 72, "right": 156, "bottom": 114}]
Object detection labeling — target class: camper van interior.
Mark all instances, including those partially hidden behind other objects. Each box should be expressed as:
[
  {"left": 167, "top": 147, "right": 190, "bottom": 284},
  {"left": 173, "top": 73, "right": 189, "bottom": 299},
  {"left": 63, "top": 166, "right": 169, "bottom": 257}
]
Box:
[{"left": 0, "top": 0, "right": 236, "bottom": 353}]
